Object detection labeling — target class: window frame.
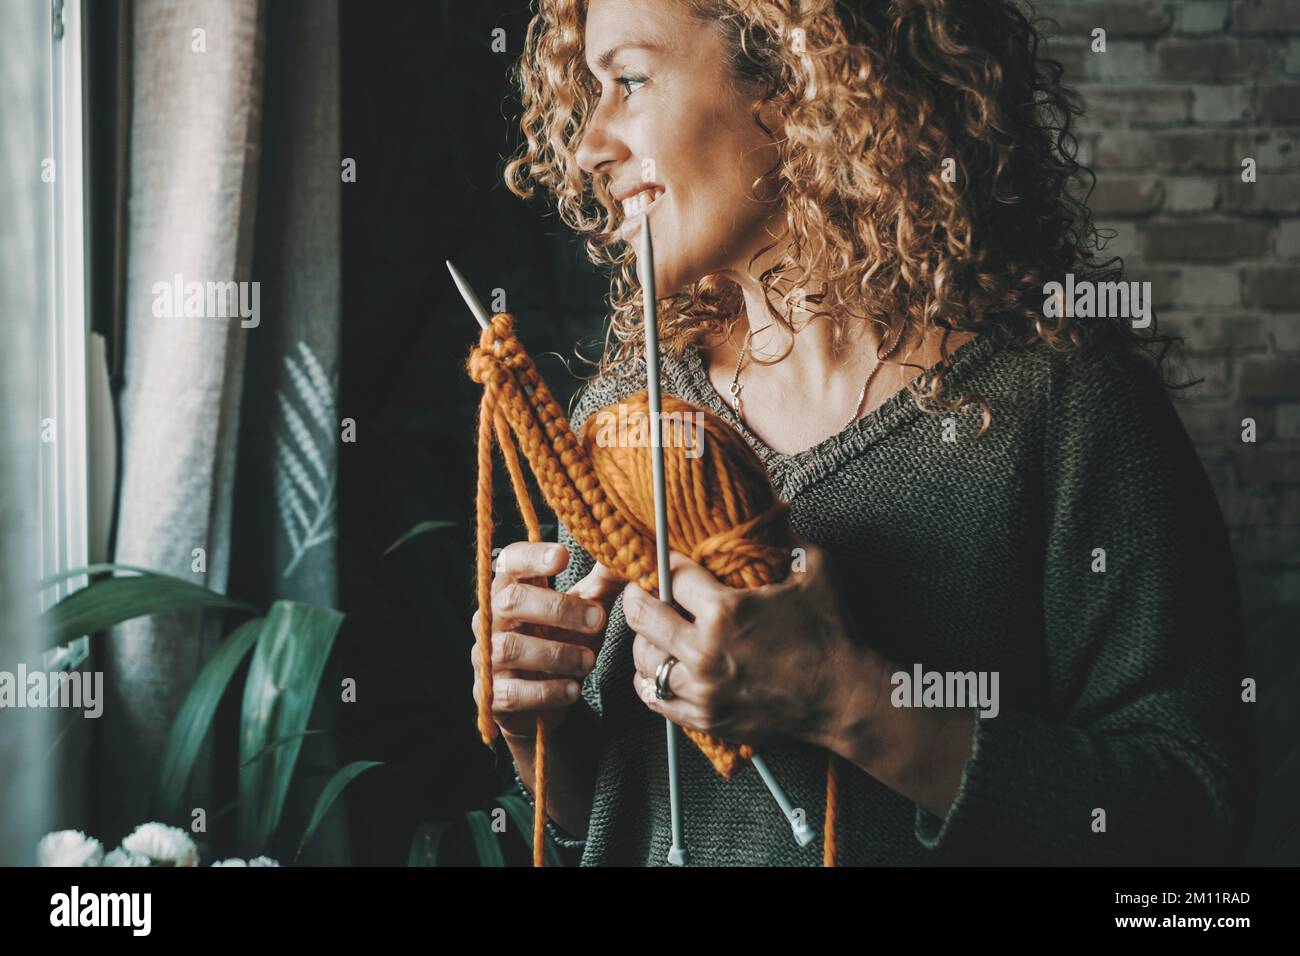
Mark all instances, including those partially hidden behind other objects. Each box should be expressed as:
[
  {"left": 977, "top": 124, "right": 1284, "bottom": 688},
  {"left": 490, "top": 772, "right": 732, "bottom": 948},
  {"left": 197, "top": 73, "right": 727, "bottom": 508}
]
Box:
[{"left": 39, "top": 0, "right": 91, "bottom": 672}]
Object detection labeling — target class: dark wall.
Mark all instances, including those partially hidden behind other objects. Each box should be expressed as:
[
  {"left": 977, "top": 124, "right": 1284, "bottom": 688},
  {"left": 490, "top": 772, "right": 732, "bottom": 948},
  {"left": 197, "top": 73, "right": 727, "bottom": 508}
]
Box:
[{"left": 336, "top": 0, "right": 608, "bottom": 864}]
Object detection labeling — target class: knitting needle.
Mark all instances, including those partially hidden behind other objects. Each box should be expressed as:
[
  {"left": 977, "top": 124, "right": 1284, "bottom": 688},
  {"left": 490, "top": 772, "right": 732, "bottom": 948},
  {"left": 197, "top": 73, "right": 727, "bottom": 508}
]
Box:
[
  {"left": 637, "top": 213, "right": 690, "bottom": 867},
  {"left": 637, "top": 214, "right": 812, "bottom": 851},
  {"left": 446, "top": 260, "right": 491, "bottom": 330}
]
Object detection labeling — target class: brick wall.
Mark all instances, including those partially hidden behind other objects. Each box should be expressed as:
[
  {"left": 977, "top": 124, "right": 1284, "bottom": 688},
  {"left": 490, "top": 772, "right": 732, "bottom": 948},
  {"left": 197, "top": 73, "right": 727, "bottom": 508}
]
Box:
[{"left": 1034, "top": 0, "right": 1299, "bottom": 863}]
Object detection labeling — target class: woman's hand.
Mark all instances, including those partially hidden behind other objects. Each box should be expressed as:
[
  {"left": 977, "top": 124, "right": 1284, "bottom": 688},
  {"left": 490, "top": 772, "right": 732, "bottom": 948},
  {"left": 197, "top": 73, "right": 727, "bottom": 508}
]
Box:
[
  {"left": 624, "top": 538, "right": 892, "bottom": 756},
  {"left": 471, "top": 541, "right": 624, "bottom": 739}
]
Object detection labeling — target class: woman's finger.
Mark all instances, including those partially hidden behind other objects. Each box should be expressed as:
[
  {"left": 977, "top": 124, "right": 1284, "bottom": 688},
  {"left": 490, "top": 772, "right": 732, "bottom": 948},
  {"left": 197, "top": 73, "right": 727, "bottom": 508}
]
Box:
[
  {"left": 570, "top": 561, "right": 626, "bottom": 605},
  {"left": 493, "top": 580, "right": 606, "bottom": 634},
  {"left": 493, "top": 675, "right": 581, "bottom": 712},
  {"left": 661, "top": 550, "right": 731, "bottom": 620},
  {"left": 622, "top": 582, "right": 695, "bottom": 666},
  {"left": 492, "top": 541, "right": 570, "bottom": 595},
  {"left": 493, "top": 631, "right": 595, "bottom": 677},
  {"left": 631, "top": 631, "right": 696, "bottom": 703}
]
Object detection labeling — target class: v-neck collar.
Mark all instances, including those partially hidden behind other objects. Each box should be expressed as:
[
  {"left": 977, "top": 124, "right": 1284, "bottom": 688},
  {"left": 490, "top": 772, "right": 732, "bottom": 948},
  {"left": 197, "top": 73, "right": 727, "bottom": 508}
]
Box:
[{"left": 663, "top": 329, "right": 1006, "bottom": 500}]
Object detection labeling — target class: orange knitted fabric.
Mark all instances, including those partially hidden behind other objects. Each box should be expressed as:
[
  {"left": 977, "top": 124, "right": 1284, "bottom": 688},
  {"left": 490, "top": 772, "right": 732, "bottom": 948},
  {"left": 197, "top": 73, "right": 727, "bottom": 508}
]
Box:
[{"left": 466, "top": 312, "right": 841, "bottom": 866}]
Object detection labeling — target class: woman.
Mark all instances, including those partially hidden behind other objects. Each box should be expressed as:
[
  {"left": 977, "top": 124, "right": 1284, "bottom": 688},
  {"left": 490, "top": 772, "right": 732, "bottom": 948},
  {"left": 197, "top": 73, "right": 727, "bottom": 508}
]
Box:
[{"left": 469, "top": 0, "right": 1256, "bottom": 865}]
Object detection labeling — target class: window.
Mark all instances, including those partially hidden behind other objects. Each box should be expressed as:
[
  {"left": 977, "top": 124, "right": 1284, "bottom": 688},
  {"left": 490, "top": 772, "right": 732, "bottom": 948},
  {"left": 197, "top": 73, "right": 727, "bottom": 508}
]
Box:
[{"left": 39, "top": 0, "right": 91, "bottom": 671}]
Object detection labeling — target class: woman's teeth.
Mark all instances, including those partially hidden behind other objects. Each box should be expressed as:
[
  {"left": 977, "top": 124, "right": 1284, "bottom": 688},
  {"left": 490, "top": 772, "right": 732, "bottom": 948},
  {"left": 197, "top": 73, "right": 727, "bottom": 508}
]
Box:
[{"left": 621, "top": 189, "right": 661, "bottom": 218}]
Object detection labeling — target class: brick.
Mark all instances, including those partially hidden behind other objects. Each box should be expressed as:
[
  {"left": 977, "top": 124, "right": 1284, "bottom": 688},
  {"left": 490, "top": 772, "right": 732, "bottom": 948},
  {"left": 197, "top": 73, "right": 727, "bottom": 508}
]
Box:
[
  {"left": 1237, "top": 444, "right": 1300, "bottom": 480},
  {"left": 1192, "top": 84, "right": 1256, "bottom": 123},
  {"left": 1094, "top": 130, "right": 1159, "bottom": 168},
  {"left": 1232, "top": 0, "right": 1300, "bottom": 33},
  {"left": 1231, "top": 525, "right": 1300, "bottom": 565},
  {"left": 1242, "top": 129, "right": 1300, "bottom": 168},
  {"left": 1087, "top": 174, "right": 1166, "bottom": 215},
  {"left": 1078, "top": 84, "right": 1192, "bottom": 125},
  {"left": 1161, "top": 313, "right": 1268, "bottom": 350},
  {"left": 1267, "top": 313, "right": 1300, "bottom": 351},
  {"left": 1092, "top": 220, "right": 1140, "bottom": 259},
  {"left": 1158, "top": 38, "right": 1282, "bottom": 79},
  {"left": 1277, "top": 219, "right": 1300, "bottom": 255},
  {"left": 1150, "top": 266, "right": 1243, "bottom": 307},
  {"left": 1225, "top": 487, "right": 1283, "bottom": 523},
  {"left": 1222, "top": 174, "right": 1300, "bottom": 212},
  {"left": 1175, "top": 400, "right": 1254, "bottom": 438},
  {"left": 1153, "top": 131, "right": 1245, "bottom": 170},
  {"left": 1278, "top": 402, "right": 1300, "bottom": 437},
  {"left": 1241, "top": 358, "right": 1300, "bottom": 398},
  {"left": 1175, "top": 401, "right": 1249, "bottom": 443},
  {"left": 1244, "top": 267, "right": 1300, "bottom": 306},
  {"left": 1038, "top": 1, "right": 1173, "bottom": 38},
  {"left": 1281, "top": 485, "right": 1300, "bottom": 521},
  {"left": 1096, "top": 130, "right": 1248, "bottom": 171},
  {"left": 1165, "top": 176, "right": 1221, "bottom": 214},
  {"left": 1141, "top": 219, "right": 1272, "bottom": 259},
  {"left": 1172, "top": 351, "right": 1238, "bottom": 399},
  {"left": 1256, "top": 83, "right": 1300, "bottom": 122},
  {"left": 1041, "top": 40, "right": 1090, "bottom": 82},
  {"left": 1086, "top": 41, "right": 1158, "bottom": 81},
  {"left": 1175, "top": 1, "right": 1233, "bottom": 34}
]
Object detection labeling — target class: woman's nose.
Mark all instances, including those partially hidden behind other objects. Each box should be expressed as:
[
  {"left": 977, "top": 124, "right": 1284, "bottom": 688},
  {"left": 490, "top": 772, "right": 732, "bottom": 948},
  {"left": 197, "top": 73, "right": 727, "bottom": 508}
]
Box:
[{"left": 575, "top": 101, "right": 627, "bottom": 176}]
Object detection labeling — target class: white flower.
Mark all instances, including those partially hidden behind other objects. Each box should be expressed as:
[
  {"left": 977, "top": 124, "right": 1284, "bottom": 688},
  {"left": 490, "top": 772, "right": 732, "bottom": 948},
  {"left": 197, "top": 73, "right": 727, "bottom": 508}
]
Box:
[
  {"left": 103, "top": 847, "right": 151, "bottom": 867},
  {"left": 210, "top": 858, "right": 248, "bottom": 867},
  {"left": 120, "top": 822, "right": 199, "bottom": 867},
  {"left": 248, "top": 856, "right": 280, "bottom": 867},
  {"left": 37, "top": 830, "right": 104, "bottom": 867}
]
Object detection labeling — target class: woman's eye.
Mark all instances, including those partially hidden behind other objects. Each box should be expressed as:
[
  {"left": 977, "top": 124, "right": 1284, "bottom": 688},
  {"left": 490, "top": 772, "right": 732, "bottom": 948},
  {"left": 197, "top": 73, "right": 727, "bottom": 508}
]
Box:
[{"left": 616, "top": 75, "right": 647, "bottom": 98}]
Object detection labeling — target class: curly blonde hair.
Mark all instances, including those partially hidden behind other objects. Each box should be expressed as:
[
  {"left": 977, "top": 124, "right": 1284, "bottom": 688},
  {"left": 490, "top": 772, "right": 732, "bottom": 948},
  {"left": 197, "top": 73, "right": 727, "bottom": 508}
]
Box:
[{"left": 503, "top": 0, "right": 1183, "bottom": 436}]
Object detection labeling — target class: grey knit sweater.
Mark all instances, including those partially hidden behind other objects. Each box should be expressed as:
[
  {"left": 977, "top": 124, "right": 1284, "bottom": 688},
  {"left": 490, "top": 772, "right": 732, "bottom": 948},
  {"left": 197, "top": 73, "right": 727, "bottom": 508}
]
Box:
[{"left": 504, "top": 327, "right": 1256, "bottom": 866}]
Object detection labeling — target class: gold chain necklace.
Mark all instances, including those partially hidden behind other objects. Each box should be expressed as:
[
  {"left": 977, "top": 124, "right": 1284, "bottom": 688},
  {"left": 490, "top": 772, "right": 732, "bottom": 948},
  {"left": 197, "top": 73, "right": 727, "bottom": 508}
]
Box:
[{"left": 728, "top": 324, "right": 905, "bottom": 431}]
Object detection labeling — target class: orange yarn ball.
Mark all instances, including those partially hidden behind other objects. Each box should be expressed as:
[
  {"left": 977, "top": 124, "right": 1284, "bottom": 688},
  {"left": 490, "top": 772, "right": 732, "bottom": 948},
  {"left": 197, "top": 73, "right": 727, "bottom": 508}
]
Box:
[{"left": 467, "top": 313, "right": 841, "bottom": 865}]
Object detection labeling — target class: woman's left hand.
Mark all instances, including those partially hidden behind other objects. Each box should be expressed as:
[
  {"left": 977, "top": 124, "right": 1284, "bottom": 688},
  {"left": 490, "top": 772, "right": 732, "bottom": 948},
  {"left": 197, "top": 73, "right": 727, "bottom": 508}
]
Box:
[{"left": 625, "top": 537, "right": 891, "bottom": 753}]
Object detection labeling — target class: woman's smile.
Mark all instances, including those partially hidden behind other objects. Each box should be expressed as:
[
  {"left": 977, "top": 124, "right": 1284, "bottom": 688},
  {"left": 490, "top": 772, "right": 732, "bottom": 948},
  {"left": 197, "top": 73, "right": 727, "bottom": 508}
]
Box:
[{"left": 616, "top": 185, "right": 665, "bottom": 241}]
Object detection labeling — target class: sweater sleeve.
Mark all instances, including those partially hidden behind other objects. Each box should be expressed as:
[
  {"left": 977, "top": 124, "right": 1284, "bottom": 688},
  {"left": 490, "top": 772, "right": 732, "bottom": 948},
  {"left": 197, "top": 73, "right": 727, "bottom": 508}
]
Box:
[{"left": 913, "top": 343, "right": 1257, "bottom": 864}]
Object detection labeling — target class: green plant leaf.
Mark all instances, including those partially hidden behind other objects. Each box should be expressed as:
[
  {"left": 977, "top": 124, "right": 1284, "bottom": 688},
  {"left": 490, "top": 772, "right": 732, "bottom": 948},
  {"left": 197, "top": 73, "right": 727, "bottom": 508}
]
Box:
[
  {"left": 383, "top": 519, "right": 456, "bottom": 556},
  {"left": 37, "top": 562, "right": 179, "bottom": 590},
  {"left": 295, "top": 760, "right": 383, "bottom": 861},
  {"left": 464, "top": 810, "right": 506, "bottom": 867},
  {"left": 237, "top": 600, "right": 345, "bottom": 854},
  {"left": 408, "top": 821, "right": 451, "bottom": 867},
  {"left": 40, "top": 569, "right": 254, "bottom": 649},
  {"left": 494, "top": 793, "right": 564, "bottom": 867},
  {"left": 155, "top": 617, "right": 264, "bottom": 819},
  {"left": 240, "top": 730, "right": 324, "bottom": 768}
]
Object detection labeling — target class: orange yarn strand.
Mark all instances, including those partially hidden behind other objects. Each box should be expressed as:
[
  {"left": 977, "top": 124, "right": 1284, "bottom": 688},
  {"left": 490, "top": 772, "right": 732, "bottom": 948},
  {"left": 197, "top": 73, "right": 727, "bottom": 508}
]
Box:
[{"left": 467, "top": 313, "right": 841, "bottom": 866}]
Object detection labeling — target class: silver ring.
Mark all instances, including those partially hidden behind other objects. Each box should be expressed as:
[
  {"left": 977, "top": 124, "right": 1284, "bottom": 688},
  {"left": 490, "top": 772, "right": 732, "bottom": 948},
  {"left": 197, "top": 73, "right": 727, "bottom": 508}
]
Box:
[{"left": 654, "top": 657, "right": 679, "bottom": 701}]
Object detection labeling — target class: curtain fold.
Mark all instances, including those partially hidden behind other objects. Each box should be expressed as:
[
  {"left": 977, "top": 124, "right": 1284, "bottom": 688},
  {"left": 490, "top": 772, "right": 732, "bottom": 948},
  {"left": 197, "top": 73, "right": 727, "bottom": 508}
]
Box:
[{"left": 105, "top": 0, "right": 346, "bottom": 862}]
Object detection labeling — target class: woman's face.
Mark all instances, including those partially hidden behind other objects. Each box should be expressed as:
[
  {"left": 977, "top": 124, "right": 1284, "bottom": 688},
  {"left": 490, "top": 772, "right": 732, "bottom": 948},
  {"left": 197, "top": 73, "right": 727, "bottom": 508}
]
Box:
[{"left": 575, "top": 0, "right": 782, "bottom": 296}]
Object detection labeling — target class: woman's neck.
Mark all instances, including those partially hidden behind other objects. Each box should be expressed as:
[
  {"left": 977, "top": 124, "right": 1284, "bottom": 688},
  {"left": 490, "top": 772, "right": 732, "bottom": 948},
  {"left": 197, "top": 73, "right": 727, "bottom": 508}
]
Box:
[{"left": 726, "top": 269, "right": 896, "bottom": 383}]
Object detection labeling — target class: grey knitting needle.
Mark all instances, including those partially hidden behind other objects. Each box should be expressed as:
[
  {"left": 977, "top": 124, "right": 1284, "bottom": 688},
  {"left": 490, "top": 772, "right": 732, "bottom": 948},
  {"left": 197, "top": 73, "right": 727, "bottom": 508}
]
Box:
[
  {"left": 451, "top": 248, "right": 809, "bottom": 851},
  {"left": 447, "top": 260, "right": 491, "bottom": 330},
  {"left": 637, "top": 213, "right": 690, "bottom": 866},
  {"left": 637, "top": 213, "right": 811, "bottom": 853}
]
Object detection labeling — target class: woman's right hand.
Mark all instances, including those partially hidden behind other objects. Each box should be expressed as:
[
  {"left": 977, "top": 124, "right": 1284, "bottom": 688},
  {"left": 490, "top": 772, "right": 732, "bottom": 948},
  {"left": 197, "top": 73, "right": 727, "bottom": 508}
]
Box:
[{"left": 471, "top": 541, "right": 624, "bottom": 740}]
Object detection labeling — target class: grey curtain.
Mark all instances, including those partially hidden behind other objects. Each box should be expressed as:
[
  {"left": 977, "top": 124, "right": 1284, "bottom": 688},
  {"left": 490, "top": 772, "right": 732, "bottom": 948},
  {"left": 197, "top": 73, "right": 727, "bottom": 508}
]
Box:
[
  {"left": 103, "top": 0, "right": 346, "bottom": 862},
  {"left": 0, "top": 0, "right": 54, "bottom": 866}
]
